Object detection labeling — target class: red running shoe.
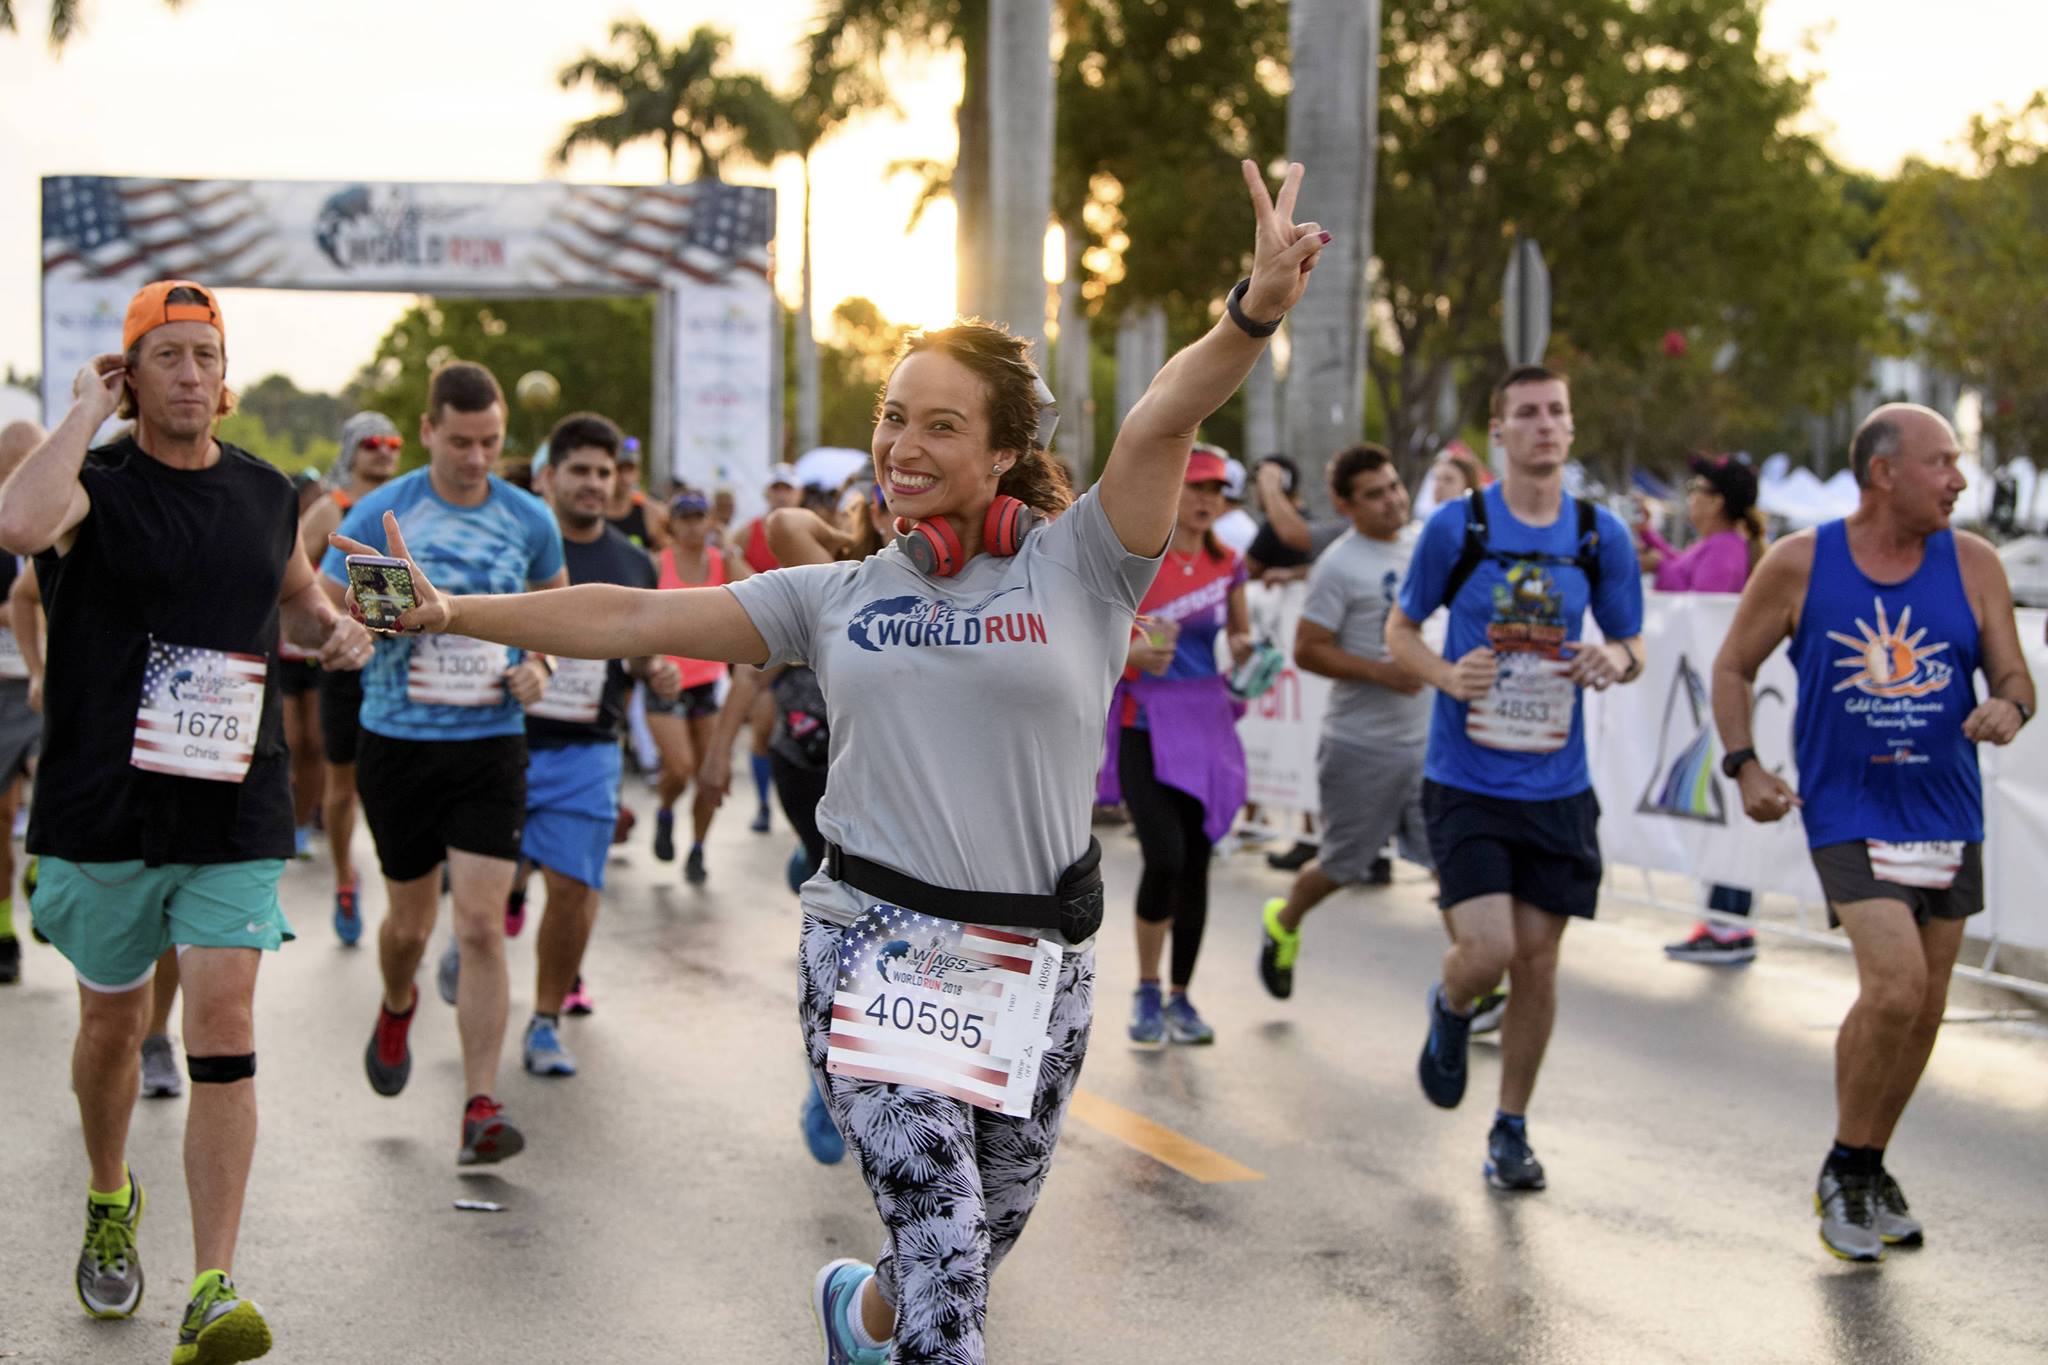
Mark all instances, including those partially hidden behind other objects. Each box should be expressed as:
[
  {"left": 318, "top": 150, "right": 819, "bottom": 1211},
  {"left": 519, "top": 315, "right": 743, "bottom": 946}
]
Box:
[
  {"left": 504, "top": 889, "right": 526, "bottom": 939},
  {"left": 365, "top": 988, "right": 415, "bottom": 1096},
  {"left": 458, "top": 1095, "right": 526, "bottom": 1166}
]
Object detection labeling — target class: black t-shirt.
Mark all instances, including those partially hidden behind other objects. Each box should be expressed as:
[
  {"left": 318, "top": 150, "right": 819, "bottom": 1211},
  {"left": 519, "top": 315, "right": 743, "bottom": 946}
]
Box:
[
  {"left": 1247, "top": 514, "right": 1348, "bottom": 572},
  {"left": 29, "top": 437, "right": 298, "bottom": 865},
  {"left": 608, "top": 498, "right": 652, "bottom": 548},
  {"left": 525, "top": 525, "right": 657, "bottom": 749}
]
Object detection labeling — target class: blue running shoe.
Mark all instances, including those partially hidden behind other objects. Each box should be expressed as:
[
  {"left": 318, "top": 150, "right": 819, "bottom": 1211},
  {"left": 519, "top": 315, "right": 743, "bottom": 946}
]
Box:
[
  {"left": 293, "top": 825, "right": 314, "bottom": 860},
  {"left": 522, "top": 1017, "right": 577, "bottom": 1077},
  {"left": 333, "top": 882, "right": 362, "bottom": 947},
  {"left": 1485, "top": 1117, "right": 1547, "bottom": 1191},
  {"left": 812, "top": 1259, "right": 888, "bottom": 1365},
  {"left": 1417, "top": 982, "right": 1471, "bottom": 1109},
  {"left": 802, "top": 1079, "right": 846, "bottom": 1165},
  {"left": 1164, "top": 992, "right": 1215, "bottom": 1045},
  {"left": 787, "top": 844, "right": 814, "bottom": 895},
  {"left": 751, "top": 805, "right": 773, "bottom": 834},
  {"left": 1128, "top": 983, "right": 1165, "bottom": 1049},
  {"left": 436, "top": 939, "right": 460, "bottom": 1007}
]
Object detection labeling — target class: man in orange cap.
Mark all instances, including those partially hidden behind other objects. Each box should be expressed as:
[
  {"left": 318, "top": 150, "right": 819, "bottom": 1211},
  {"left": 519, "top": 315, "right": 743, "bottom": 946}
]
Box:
[{"left": 0, "top": 279, "right": 373, "bottom": 1364}]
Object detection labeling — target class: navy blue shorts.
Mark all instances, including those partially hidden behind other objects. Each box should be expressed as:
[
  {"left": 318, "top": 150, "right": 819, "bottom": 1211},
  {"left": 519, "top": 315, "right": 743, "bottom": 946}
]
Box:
[{"left": 1424, "top": 779, "right": 1602, "bottom": 919}]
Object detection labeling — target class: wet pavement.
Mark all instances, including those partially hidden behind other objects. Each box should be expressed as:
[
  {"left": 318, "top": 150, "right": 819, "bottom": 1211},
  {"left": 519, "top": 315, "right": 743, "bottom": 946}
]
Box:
[{"left": 2, "top": 785, "right": 2045, "bottom": 1363}]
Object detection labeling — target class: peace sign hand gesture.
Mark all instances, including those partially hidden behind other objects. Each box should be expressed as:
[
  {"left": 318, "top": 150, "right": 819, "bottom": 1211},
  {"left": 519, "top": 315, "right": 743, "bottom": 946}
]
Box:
[{"left": 1239, "top": 160, "right": 1329, "bottom": 324}]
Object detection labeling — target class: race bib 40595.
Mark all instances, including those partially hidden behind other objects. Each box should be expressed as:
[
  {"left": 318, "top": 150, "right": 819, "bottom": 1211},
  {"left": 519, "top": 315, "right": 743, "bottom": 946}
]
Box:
[{"left": 826, "top": 905, "right": 1061, "bottom": 1117}]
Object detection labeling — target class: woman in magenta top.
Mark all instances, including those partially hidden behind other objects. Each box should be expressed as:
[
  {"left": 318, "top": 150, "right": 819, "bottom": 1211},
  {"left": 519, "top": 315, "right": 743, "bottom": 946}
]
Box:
[
  {"left": 1098, "top": 447, "right": 1251, "bottom": 1047},
  {"left": 1635, "top": 454, "right": 1764, "bottom": 594},
  {"left": 1634, "top": 454, "right": 1769, "bottom": 962}
]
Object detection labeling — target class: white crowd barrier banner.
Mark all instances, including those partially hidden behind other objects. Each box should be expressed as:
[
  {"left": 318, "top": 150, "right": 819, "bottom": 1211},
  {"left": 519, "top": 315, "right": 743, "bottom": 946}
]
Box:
[{"left": 1237, "top": 581, "right": 2048, "bottom": 958}]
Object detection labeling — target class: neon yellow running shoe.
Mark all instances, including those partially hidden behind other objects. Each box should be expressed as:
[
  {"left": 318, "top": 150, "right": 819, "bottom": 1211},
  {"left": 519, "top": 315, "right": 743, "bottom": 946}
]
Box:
[
  {"left": 1258, "top": 898, "right": 1301, "bottom": 999},
  {"left": 76, "top": 1173, "right": 144, "bottom": 1318},
  {"left": 171, "top": 1269, "right": 271, "bottom": 1364}
]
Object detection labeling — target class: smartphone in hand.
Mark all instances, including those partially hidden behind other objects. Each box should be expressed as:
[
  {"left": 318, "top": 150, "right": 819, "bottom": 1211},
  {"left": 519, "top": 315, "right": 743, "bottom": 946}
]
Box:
[{"left": 345, "top": 554, "right": 418, "bottom": 634}]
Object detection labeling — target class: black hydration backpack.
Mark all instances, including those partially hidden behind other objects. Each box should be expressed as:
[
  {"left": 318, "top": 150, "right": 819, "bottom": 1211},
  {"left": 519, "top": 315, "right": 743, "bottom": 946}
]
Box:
[{"left": 1438, "top": 487, "right": 1603, "bottom": 608}]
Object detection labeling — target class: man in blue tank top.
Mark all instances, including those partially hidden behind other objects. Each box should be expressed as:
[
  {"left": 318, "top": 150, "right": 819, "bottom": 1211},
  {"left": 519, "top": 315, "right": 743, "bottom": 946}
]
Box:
[
  {"left": 1712, "top": 403, "right": 2034, "bottom": 1263},
  {"left": 1388, "top": 365, "right": 1645, "bottom": 1194}
]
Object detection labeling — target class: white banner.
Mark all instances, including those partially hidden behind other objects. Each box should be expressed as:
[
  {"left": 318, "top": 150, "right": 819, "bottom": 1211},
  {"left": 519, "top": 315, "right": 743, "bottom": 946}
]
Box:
[
  {"left": 668, "top": 275, "right": 777, "bottom": 500},
  {"left": 39, "top": 175, "right": 777, "bottom": 468},
  {"left": 1239, "top": 581, "right": 2048, "bottom": 954}
]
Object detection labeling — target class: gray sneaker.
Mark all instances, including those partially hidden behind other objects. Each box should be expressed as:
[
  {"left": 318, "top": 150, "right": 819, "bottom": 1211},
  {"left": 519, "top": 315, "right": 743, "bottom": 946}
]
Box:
[
  {"left": 139, "top": 1033, "right": 183, "bottom": 1099},
  {"left": 75, "top": 1174, "right": 145, "bottom": 1318},
  {"left": 1815, "top": 1168, "right": 1885, "bottom": 1262},
  {"left": 1875, "top": 1170, "right": 1924, "bottom": 1247},
  {"left": 436, "top": 939, "right": 460, "bottom": 1006}
]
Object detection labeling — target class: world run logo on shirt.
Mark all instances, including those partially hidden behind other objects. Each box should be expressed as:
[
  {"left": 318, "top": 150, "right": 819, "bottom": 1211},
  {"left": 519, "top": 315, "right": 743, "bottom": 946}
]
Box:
[{"left": 846, "top": 586, "right": 1049, "bottom": 653}]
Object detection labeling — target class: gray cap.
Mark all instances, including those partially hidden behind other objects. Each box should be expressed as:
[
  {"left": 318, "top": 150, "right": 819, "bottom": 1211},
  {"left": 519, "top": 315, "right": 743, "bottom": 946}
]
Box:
[{"left": 331, "top": 411, "right": 401, "bottom": 487}]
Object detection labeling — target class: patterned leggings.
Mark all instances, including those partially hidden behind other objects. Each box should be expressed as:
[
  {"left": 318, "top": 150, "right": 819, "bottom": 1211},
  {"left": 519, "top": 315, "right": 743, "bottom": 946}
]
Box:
[{"left": 799, "top": 913, "right": 1095, "bottom": 1365}]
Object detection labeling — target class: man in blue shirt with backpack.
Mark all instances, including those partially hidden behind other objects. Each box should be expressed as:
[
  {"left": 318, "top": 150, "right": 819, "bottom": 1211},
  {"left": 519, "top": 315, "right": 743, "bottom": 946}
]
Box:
[{"left": 1387, "top": 364, "right": 1644, "bottom": 1192}]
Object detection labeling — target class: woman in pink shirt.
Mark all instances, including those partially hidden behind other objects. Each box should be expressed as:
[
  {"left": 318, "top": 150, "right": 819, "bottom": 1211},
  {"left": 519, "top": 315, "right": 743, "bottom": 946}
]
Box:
[
  {"left": 1635, "top": 454, "right": 1768, "bottom": 963},
  {"left": 1636, "top": 454, "right": 1763, "bottom": 594}
]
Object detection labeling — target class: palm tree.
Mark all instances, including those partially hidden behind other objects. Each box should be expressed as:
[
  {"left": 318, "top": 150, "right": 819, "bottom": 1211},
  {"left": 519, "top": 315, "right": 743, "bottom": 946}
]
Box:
[
  {"left": 2, "top": 0, "right": 180, "bottom": 48},
  {"left": 786, "top": 56, "right": 888, "bottom": 452},
  {"left": 984, "top": 0, "right": 1054, "bottom": 360},
  {"left": 1282, "top": 0, "right": 1379, "bottom": 490},
  {"left": 556, "top": 22, "right": 786, "bottom": 183},
  {"left": 807, "top": 1, "right": 990, "bottom": 317}
]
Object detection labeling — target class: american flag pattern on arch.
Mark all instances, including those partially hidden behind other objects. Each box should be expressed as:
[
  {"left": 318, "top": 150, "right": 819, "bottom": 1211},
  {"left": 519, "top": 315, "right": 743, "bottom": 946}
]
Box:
[
  {"left": 130, "top": 639, "right": 268, "bottom": 783},
  {"left": 41, "top": 175, "right": 772, "bottom": 292},
  {"left": 828, "top": 905, "right": 1055, "bottom": 1115},
  {"left": 43, "top": 177, "right": 286, "bottom": 285}
]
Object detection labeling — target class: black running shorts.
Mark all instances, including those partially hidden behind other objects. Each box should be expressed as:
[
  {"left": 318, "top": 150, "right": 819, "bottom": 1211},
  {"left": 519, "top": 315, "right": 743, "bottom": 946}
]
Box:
[
  {"left": 1424, "top": 779, "right": 1603, "bottom": 918},
  {"left": 355, "top": 731, "right": 527, "bottom": 882},
  {"left": 1811, "top": 841, "right": 1984, "bottom": 927},
  {"left": 318, "top": 665, "right": 365, "bottom": 766},
  {"left": 278, "top": 659, "right": 320, "bottom": 698}
]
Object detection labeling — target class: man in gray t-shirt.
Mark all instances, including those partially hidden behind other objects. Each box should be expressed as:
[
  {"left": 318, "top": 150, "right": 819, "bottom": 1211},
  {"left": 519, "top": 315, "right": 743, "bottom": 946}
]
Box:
[
  {"left": 1257, "top": 446, "right": 1435, "bottom": 999},
  {"left": 727, "top": 486, "right": 1157, "bottom": 947}
]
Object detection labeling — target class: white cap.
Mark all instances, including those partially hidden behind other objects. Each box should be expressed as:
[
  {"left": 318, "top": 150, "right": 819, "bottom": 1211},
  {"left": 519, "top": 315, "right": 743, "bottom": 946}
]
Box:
[
  {"left": 767, "top": 462, "right": 799, "bottom": 488},
  {"left": 1222, "top": 457, "right": 1248, "bottom": 500}
]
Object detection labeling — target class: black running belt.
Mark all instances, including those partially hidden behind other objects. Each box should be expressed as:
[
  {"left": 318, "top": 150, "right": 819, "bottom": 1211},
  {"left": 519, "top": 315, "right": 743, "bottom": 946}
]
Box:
[{"left": 824, "top": 840, "right": 1104, "bottom": 940}]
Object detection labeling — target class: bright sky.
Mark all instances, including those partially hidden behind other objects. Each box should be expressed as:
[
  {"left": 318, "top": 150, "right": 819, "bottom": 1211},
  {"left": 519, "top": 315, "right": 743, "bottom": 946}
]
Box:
[{"left": 1, "top": 0, "right": 2040, "bottom": 395}]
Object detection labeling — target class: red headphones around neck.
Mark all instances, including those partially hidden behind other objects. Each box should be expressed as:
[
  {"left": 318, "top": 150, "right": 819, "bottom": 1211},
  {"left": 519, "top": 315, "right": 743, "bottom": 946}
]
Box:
[{"left": 896, "top": 496, "right": 1042, "bottom": 578}]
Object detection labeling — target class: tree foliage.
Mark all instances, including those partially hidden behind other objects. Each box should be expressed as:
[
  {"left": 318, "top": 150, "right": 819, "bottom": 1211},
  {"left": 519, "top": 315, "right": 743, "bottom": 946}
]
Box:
[
  {"left": 354, "top": 297, "right": 655, "bottom": 462},
  {"left": 556, "top": 22, "right": 789, "bottom": 181},
  {"left": 1878, "top": 94, "right": 2048, "bottom": 461},
  {"left": 1055, "top": 0, "right": 1289, "bottom": 335},
  {"left": 1372, "top": 0, "right": 1883, "bottom": 477},
  {"left": 787, "top": 296, "right": 911, "bottom": 452}
]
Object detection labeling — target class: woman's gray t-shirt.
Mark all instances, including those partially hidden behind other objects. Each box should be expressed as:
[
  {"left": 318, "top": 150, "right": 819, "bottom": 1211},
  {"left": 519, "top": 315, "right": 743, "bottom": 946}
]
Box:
[{"left": 725, "top": 488, "right": 1161, "bottom": 942}]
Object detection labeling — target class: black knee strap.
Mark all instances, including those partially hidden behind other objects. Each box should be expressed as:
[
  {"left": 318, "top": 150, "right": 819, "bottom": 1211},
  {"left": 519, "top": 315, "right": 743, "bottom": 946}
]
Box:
[{"left": 187, "top": 1053, "right": 256, "bottom": 1084}]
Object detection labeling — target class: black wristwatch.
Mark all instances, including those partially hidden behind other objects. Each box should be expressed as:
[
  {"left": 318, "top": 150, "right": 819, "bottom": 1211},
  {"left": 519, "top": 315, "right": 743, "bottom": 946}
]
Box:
[
  {"left": 1225, "top": 279, "right": 1281, "bottom": 338},
  {"left": 1720, "top": 747, "right": 1758, "bottom": 779},
  {"left": 2011, "top": 698, "right": 2033, "bottom": 728}
]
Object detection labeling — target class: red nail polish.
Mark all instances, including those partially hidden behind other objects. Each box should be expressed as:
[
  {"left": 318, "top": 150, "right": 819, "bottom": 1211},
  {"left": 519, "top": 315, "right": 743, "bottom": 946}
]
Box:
[{"left": 1319, "top": 231, "right": 1332, "bottom": 244}]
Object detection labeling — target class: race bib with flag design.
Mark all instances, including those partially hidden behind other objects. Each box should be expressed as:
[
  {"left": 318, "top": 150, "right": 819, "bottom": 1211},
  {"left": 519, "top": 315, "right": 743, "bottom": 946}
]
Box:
[{"left": 827, "top": 904, "right": 1061, "bottom": 1117}]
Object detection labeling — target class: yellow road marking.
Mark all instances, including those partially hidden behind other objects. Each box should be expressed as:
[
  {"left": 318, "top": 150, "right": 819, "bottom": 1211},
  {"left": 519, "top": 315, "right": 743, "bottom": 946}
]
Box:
[{"left": 1068, "top": 1090, "right": 1265, "bottom": 1184}]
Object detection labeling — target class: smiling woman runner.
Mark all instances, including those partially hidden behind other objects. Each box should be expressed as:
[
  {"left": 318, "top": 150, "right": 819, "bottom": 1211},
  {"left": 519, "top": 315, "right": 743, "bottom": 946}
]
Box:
[{"left": 335, "top": 160, "right": 1328, "bottom": 1365}]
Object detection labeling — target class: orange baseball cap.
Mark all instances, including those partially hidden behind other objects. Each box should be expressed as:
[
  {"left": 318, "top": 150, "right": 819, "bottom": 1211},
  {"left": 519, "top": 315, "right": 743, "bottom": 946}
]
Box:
[{"left": 122, "top": 280, "right": 224, "bottom": 352}]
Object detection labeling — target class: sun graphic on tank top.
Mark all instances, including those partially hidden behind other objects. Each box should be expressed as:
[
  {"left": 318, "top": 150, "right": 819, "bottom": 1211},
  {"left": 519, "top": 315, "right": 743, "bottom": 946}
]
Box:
[{"left": 1827, "top": 598, "right": 1953, "bottom": 698}]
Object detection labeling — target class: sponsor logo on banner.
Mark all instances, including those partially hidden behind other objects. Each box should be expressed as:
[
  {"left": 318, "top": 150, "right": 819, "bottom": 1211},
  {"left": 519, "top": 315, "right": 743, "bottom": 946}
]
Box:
[{"left": 314, "top": 185, "right": 497, "bottom": 272}]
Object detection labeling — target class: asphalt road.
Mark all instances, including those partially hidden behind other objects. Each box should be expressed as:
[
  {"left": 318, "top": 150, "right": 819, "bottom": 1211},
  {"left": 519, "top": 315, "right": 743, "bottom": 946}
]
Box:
[{"left": 2, "top": 784, "right": 2044, "bottom": 1364}]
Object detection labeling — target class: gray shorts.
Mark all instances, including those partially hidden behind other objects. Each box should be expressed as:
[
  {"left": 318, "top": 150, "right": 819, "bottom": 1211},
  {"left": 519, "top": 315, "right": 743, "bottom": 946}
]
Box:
[
  {"left": 0, "top": 679, "right": 39, "bottom": 783},
  {"left": 1316, "top": 735, "right": 1430, "bottom": 884}
]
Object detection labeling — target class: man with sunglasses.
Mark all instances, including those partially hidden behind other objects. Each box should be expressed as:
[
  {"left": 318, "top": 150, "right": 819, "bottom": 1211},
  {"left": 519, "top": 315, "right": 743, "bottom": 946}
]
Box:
[
  {"left": 603, "top": 436, "right": 669, "bottom": 553},
  {"left": 299, "top": 413, "right": 405, "bottom": 946}
]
